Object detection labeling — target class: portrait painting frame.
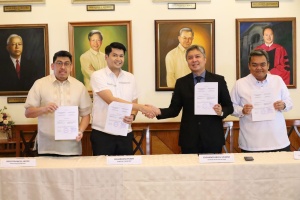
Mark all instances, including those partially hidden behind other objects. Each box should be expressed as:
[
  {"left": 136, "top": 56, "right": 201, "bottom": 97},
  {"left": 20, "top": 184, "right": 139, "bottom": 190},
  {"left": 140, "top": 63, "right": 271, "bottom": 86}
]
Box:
[
  {"left": 72, "top": 0, "right": 129, "bottom": 3},
  {"left": 155, "top": 19, "right": 215, "bottom": 91},
  {"left": 153, "top": 0, "right": 209, "bottom": 2},
  {"left": 68, "top": 21, "right": 132, "bottom": 93},
  {"left": 0, "top": 24, "right": 49, "bottom": 96},
  {"left": 0, "top": 0, "right": 45, "bottom": 4},
  {"left": 236, "top": 17, "right": 296, "bottom": 88}
]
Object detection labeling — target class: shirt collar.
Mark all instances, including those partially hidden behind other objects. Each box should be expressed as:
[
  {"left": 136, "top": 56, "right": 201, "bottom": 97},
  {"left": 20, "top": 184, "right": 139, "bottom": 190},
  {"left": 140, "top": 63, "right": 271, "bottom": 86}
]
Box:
[
  {"left": 105, "top": 66, "right": 124, "bottom": 77},
  {"left": 193, "top": 71, "right": 206, "bottom": 79},
  {"left": 265, "top": 42, "right": 273, "bottom": 47},
  {"left": 89, "top": 48, "right": 101, "bottom": 55},
  {"left": 178, "top": 43, "right": 186, "bottom": 52},
  {"left": 249, "top": 73, "right": 269, "bottom": 85},
  {"left": 50, "top": 74, "right": 71, "bottom": 84}
]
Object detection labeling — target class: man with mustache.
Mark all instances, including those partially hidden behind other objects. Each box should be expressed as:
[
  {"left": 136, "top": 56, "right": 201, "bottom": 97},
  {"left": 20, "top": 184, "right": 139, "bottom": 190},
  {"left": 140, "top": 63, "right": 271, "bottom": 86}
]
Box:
[{"left": 25, "top": 50, "right": 92, "bottom": 156}]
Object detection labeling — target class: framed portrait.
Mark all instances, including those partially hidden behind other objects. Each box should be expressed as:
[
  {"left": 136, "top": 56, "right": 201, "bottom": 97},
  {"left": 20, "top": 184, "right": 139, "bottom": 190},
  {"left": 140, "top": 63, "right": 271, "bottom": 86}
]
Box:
[
  {"left": 0, "top": 24, "right": 49, "bottom": 96},
  {"left": 155, "top": 19, "right": 215, "bottom": 91},
  {"left": 68, "top": 21, "right": 132, "bottom": 92},
  {"left": 153, "top": 0, "right": 209, "bottom": 2},
  {"left": 72, "top": 0, "right": 129, "bottom": 3},
  {"left": 236, "top": 17, "right": 296, "bottom": 88},
  {"left": 0, "top": 0, "right": 45, "bottom": 4}
]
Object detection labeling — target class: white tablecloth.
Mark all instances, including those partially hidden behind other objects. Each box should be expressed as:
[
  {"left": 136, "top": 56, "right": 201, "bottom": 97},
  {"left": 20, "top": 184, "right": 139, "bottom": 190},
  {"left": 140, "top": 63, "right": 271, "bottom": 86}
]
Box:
[{"left": 1, "top": 152, "right": 300, "bottom": 200}]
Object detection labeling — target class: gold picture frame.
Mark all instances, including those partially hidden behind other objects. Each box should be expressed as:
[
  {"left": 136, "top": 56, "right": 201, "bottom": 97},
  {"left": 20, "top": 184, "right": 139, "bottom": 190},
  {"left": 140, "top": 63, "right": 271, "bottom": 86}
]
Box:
[
  {"left": 236, "top": 17, "right": 297, "bottom": 88},
  {"left": 68, "top": 21, "right": 132, "bottom": 93},
  {"left": 0, "top": 0, "right": 44, "bottom": 4},
  {"left": 0, "top": 24, "right": 49, "bottom": 96},
  {"left": 155, "top": 19, "right": 215, "bottom": 91},
  {"left": 72, "top": 0, "right": 129, "bottom": 3}
]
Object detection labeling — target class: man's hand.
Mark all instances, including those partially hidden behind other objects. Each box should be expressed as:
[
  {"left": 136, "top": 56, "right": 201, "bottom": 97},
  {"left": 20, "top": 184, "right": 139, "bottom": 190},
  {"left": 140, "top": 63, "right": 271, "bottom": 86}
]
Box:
[
  {"left": 242, "top": 104, "right": 253, "bottom": 115},
  {"left": 44, "top": 103, "right": 58, "bottom": 113},
  {"left": 76, "top": 131, "right": 83, "bottom": 142},
  {"left": 213, "top": 104, "right": 223, "bottom": 116}
]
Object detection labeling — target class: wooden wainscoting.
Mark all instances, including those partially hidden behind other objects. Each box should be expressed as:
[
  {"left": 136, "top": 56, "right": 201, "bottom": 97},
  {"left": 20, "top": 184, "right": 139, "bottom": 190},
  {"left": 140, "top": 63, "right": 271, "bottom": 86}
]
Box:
[{"left": 1, "top": 120, "right": 300, "bottom": 157}]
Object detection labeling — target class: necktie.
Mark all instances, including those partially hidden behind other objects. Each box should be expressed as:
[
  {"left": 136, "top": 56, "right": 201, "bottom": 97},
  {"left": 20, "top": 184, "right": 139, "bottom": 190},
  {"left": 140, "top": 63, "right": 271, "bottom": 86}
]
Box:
[
  {"left": 16, "top": 59, "right": 20, "bottom": 79},
  {"left": 195, "top": 76, "right": 202, "bottom": 83}
]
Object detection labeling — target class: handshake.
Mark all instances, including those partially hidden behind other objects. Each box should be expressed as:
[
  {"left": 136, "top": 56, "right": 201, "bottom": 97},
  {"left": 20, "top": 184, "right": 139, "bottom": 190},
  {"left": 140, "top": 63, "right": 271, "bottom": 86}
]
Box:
[{"left": 139, "top": 104, "right": 161, "bottom": 119}]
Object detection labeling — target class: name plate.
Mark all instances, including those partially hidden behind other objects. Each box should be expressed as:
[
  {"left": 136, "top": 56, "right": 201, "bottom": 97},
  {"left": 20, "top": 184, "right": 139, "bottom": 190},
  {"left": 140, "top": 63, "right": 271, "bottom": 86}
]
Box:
[
  {"left": 107, "top": 156, "right": 142, "bottom": 165},
  {"left": 0, "top": 158, "right": 36, "bottom": 167},
  {"left": 293, "top": 151, "right": 300, "bottom": 160},
  {"left": 199, "top": 154, "right": 235, "bottom": 163}
]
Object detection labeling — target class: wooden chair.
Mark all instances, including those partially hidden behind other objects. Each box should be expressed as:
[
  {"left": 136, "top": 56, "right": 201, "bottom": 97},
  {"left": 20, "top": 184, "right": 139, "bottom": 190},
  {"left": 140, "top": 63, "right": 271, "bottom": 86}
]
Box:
[
  {"left": 133, "top": 128, "right": 150, "bottom": 155},
  {"left": 288, "top": 120, "right": 300, "bottom": 150},
  {"left": 223, "top": 121, "right": 233, "bottom": 153},
  {"left": 19, "top": 130, "right": 38, "bottom": 157}
]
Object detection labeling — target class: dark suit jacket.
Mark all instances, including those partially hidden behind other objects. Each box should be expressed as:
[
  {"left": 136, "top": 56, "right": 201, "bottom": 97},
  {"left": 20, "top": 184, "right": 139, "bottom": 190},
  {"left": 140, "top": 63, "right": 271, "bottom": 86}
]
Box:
[
  {"left": 157, "top": 71, "right": 233, "bottom": 149},
  {"left": 0, "top": 56, "right": 39, "bottom": 91}
]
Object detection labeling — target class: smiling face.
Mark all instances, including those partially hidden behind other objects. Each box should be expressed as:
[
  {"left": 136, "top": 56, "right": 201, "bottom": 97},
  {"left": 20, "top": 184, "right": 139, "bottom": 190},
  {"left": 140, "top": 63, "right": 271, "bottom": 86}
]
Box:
[
  {"left": 248, "top": 55, "right": 269, "bottom": 81},
  {"left": 186, "top": 48, "right": 206, "bottom": 75},
  {"left": 178, "top": 31, "right": 194, "bottom": 49},
  {"left": 105, "top": 48, "right": 124, "bottom": 73},
  {"left": 51, "top": 56, "right": 73, "bottom": 82},
  {"left": 6, "top": 36, "right": 23, "bottom": 59},
  {"left": 89, "top": 33, "right": 102, "bottom": 52},
  {"left": 263, "top": 28, "right": 274, "bottom": 45}
]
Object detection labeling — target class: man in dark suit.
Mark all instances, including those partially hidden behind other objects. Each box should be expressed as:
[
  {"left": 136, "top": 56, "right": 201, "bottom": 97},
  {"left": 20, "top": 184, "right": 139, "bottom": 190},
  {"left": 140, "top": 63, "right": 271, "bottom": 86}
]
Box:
[
  {"left": 149, "top": 45, "right": 233, "bottom": 154},
  {"left": 0, "top": 34, "right": 38, "bottom": 91}
]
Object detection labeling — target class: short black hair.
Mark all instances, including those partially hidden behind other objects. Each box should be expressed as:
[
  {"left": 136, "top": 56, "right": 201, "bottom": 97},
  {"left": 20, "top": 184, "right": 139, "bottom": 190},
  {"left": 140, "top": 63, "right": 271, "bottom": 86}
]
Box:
[
  {"left": 53, "top": 50, "right": 72, "bottom": 63},
  {"left": 262, "top": 26, "right": 274, "bottom": 35},
  {"left": 105, "top": 42, "right": 127, "bottom": 56},
  {"left": 248, "top": 49, "right": 269, "bottom": 64}
]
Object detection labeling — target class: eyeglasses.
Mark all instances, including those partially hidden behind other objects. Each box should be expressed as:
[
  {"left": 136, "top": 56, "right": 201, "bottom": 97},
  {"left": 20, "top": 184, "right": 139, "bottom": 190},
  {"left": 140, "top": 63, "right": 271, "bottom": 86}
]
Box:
[
  {"left": 180, "top": 36, "right": 194, "bottom": 41},
  {"left": 9, "top": 43, "right": 23, "bottom": 46},
  {"left": 55, "top": 61, "right": 71, "bottom": 68},
  {"left": 251, "top": 62, "right": 268, "bottom": 68}
]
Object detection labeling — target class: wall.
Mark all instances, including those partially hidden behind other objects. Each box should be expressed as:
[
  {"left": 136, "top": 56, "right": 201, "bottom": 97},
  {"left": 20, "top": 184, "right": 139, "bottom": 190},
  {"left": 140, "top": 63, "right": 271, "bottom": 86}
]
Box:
[{"left": 0, "top": 0, "right": 299, "bottom": 125}]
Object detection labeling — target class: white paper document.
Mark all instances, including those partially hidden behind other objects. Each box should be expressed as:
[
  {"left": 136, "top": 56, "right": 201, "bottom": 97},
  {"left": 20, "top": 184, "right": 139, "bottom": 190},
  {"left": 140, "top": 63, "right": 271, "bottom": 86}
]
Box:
[
  {"left": 199, "top": 154, "right": 235, "bottom": 163},
  {"left": 251, "top": 89, "right": 276, "bottom": 121},
  {"left": 0, "top": 158, "right": 37, "bottom": 167},
  {"left": 104, "top": 101, "right": 133, "bottom": 136},
  {"left": 107, "top": 156, "right": 142, "bottom": 165},
  {"left": 194, "top": 82, "right": 218, "bottom": 115},
  {"left": 55, "top": 106, "right": 78, "bottom": 140}
]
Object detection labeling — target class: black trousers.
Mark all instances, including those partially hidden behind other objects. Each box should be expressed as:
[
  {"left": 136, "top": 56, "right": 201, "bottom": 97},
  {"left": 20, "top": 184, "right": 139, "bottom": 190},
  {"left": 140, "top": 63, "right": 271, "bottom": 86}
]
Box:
[
  {"left": 241, "top": 145, "right": 291, "bottom": 153},
  {"left": 90, "top": 129, "right": 134, "bottom": 156},
  {"left": 181, "top": 145, "right": 223, "bottom": 154}
]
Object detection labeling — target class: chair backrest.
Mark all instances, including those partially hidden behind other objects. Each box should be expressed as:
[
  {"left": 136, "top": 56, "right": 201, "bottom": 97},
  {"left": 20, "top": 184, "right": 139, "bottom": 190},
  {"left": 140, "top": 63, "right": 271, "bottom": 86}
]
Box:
[
  {"left": 288, "top": 120, "right": 300, "bottom": 137},
  {"left": 223, "top": 121, "right": 233, "bottom": 153},
  {"left": 133, "top": 128, "right": 150, "bottom": 155},
  {"left": 20, "top": 130, "right": 38, "bottom": 157}
]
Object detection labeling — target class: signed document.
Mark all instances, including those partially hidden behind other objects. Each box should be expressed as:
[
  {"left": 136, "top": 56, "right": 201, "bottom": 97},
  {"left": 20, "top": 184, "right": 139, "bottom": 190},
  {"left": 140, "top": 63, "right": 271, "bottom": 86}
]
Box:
[
  {"left": 55, "top": 106, "right": 78, "bottom": 140},
  {"left": 251, "top": 89, "right": 276, "bottom": 121},
  {"left": 194, "top": 82, "right": 218, "bottom": 115},
  {"left": 104, "top": 101, "right": 133, "bottom": 136}
]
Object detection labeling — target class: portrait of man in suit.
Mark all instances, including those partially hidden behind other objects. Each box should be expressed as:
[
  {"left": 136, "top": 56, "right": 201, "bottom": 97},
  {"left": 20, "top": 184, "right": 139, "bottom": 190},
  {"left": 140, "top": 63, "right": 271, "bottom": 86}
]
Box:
[
  {"left": 0, "top": 34, "right": 39, "bottom": 91},
  {"left": 0, "top": 24, "right": 48, "bottom": 95}
]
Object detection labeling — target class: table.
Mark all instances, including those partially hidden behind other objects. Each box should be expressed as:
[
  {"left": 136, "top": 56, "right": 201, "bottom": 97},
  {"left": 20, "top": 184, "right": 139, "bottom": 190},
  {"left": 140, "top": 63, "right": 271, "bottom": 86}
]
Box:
[{"left": 0, "top": 152, "right": 300, "bottom": 200}]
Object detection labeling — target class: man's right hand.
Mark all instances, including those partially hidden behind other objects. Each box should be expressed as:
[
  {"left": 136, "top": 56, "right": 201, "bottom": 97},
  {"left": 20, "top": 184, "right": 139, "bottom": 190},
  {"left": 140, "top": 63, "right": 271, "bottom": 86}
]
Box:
[
  {"left": 242, "top": 104, "right": 253, "bottom": 115},
  {"left": 44, "top": 103, "right": 58, "bottom": 113}
]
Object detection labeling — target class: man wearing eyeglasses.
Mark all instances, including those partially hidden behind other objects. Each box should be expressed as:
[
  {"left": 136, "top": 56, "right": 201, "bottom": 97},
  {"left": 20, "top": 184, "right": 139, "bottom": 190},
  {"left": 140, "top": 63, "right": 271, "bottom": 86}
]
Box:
[
  {"left": 0, "top": 34, "right": 39, "bottom": 91},
  {"left": 230, "top": 49, "right": 293, "bottom": 152},
  {"left": 24, "top": 50, "right": 92, "bottom": 156},
  {"left": 165, "top": 27, "right": 194, "bottom": 87}
]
